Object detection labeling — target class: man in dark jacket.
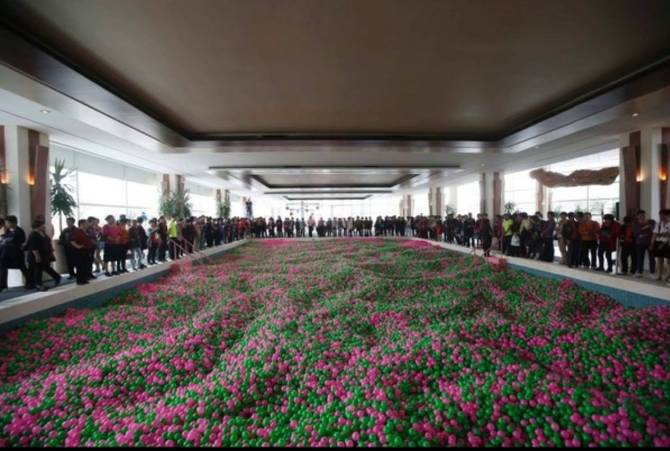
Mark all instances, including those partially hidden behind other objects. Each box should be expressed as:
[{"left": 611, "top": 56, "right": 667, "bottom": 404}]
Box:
[
  {"left": 0, "top": 215, "right": 30, "bottom": 290},
  {"left": 58, "top": 217, "right": 77, "bottom": 279},
  {"left": 69, "top": 219, "right": 95, "bottom": 285}
]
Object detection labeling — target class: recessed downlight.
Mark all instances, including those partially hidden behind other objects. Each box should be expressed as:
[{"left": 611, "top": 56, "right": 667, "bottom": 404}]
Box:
[
  {"left": 632, "top": 112, "right": 639, "bottom": 117},
  {"left": 40, "top": 109, "right": 51, "bottom": 114}
]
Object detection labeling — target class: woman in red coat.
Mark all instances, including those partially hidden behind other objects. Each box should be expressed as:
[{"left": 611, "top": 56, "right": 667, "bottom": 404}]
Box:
[{"left": 597, "top": 214, "right": 620, "bottom": 273}]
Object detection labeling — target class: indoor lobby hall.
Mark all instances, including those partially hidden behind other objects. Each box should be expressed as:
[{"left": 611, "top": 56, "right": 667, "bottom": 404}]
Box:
[{"left": 1, "top": 0, "right": 670, "bottom": 447}]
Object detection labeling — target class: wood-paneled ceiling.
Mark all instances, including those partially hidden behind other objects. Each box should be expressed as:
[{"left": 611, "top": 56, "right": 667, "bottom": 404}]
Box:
[{"left": 2, "top": 0, "right": 670, "bottom": 141}]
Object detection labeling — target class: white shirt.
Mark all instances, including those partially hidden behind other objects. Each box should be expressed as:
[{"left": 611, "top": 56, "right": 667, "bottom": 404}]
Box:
[{"left": 656, "top": 220, "right": 670, "bottom": 243}]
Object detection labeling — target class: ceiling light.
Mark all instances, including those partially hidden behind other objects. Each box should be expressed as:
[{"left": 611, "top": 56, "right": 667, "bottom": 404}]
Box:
[
  {"left": 534, "top": 145, "right": 540, "bottom": 149},
  {"left": 632, "top": 112, "right": 639, "bottom": 117},
  {"left": 40, "top": 109, "right": 50, "bottom": 114}
]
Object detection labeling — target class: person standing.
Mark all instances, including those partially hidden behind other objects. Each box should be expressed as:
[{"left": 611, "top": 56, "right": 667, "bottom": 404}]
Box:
[
  {"left": 167, "top": 216, "right": 179, "bottom": 260},
  {"left": 596, "top": 214, "right": 620, "bottom": 273},
  {"left": 147, "top": 218, "right": 160, "bottom": 265},
  {"left": 204, "top": 217, "right": 215, "bottom": 247},
  {"left": 632, "top": 210, "right": 654, "bottom": 278},
  {"left": 128, "top": 218, "right": 147, "bottom": 270},
  {"left": 26, "top": 218, "right": 61, "bottom": 291},
  {"left": 137, "top": 217, "right": 148, "bottom": 268},
  {"left": 84, "top": 217, "right": 98, "bottom": 280},
  {"left": 556, "top": 212, "right": 568, "bottom": 265},
  {"left": 540, "top": 211, "right": 556, "bottom": 262},
  {"left": 157, "top": 217, "right": 168, "bottom": 261},
  {"left": 69, "top": 219, "right": 94, "bottom": 285},
  {"left": 480, "top": 213, "right": 493, "bottom": 257},
  {"left": 87, "top": 217, "right": 103, "bottom": 274},
  {"left": 501, "top": 214, "right": 513, "bottom": 255},
  {"left": 267, "top": 217, "right": 275, "bottom": 238},
  {"left": 58, "top": 217, "right": 77, "bottom": 280},
  {"left": 651, "top": 209, "right": 670, "bottom": 285},
  {"left": 182, "top": 218, "right": 196, "bottom": 254},
  {"left": 117, "top": 218, "right": 130, "bottom": 273},
  {"left": 102, "top": 215, "right": 119, "bottom": 276},
  {"left": 0, "top": 216, "right": 30, "bottom": 290},
  {"left": 564, "top": 213, "right": 580, "bottom": 268},
  {"left": 509, "top": 216, "right": 523, "bottom": 257},
  {"left": 578, "top": 212, "right": 600, "bottom": 269},
  {"left": 308, "top": 216, "right": 315, "bottom": 238},
  {"left": 618, "top": 216, "right": 635, "bottom": 275}
]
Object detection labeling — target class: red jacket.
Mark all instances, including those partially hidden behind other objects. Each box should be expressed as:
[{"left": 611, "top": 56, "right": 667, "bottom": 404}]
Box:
[
  {"left": 620, "top": 224, "right": 634, "bottom": 246},
  {"left": 598, "top": 222, "right": 621, "bottom": 251}
]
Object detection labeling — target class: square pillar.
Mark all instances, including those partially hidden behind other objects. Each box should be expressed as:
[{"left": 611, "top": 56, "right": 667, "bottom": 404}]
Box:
[
  {"left": 620, "top": 131, "right": 641, "bottom": 217},
  {"left": 480, "top": 172, "right": 503, "bottom": 216},
  {"left": 640, "top": 127, "right": 663, "bottom": 220},
  {"left": 399, "top": 194, "right": 413, "bottom": 217},
  {"left": 662, "top": 128, "right": 670, "bottom": 209},
  {"left": 428, "top": 186, "right": 443, "bottom": 216},
  {"left": 4, "top": 125, "right": 35, "bottom": 226}
]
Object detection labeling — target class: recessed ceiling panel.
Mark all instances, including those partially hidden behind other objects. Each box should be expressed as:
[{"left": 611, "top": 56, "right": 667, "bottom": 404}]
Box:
[
  {"left": 252, "top": 173, "right": 416, "bottom": 189},
  {"left": 284, "top": 195, "right": 372, "bottom": 201}
]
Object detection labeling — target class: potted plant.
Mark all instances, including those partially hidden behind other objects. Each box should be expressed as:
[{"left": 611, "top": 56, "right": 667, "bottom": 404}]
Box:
[
  {"left": 50, "top": 159, "right": 77, "bottom": 232},
  {"left": 159, "top": 189, "right": 192, "bottom": 218},
  {"left": 217, "top": 196, "right": 230, "bottom": 218}
]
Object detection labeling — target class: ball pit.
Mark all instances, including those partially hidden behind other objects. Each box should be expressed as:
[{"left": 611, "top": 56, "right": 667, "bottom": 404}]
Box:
[{"left": 1, "top": 238, "right": 669, "bottom": 447}]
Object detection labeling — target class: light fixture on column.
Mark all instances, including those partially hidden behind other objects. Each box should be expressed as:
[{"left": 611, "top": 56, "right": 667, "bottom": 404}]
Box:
[
  {"left": 660, "top": 171, "right": 668, "bottom": 182},
  {"left": 636, "top": 171, "right": 643, "bottom": 182}
]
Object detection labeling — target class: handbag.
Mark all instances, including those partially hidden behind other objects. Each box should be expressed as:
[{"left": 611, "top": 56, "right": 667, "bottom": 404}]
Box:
[{"left": 511, "top": 234, "right": 521, "bottom": 247}]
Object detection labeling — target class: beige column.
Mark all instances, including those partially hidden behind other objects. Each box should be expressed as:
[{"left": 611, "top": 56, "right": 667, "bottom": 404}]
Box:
[
  {"left": 428, "top": 186, "right": 443, "bottom": 216},
  {"left": 399, "top": 194, "right": 413, "bottom": 217},
  {"left": 480, "top": 172, "right": 503, "bottom": 216},
  {"left": 639, "top": 127, "right": 663, "bottom": 220},
  {"left": 3, "top": 126, "right": 50, "bottom": 285},
  {"left": 534, "top": 169, "right": 549, "bottom": 214}
]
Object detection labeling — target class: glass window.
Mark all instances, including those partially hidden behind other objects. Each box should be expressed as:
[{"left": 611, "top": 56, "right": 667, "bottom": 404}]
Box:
[
  {"left": 77, "top": 172, "right": 127, "bottom": 206},
  {"left": 548, "top": 149, "right": 619, "bottom": 221},
  {"left": 413, "top": 190, "right": 429, "bottom": 215},
  {"left": 456, "top": 182, "right": 480, "bottom": 215},
  {"left": 504, "top": 170, "right": 536, "bottom": 213},
  {"left": 190, "top": 193, "right": 216, "bottom": 217},
  {"left": 127, "top": 181, "right": 160, "bottom": 212}
]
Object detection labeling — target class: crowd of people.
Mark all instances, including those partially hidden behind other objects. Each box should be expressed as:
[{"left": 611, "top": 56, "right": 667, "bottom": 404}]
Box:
[
  {"left": 435, "top": 209, "right": 670, "bottom": 285},
  {"left": 0, "top": 215, "right": 254, "bottom": 292},
  {"left": 1, "top": 208, "right": 669, "bottom": 293},
  {"left": 250, "top": 210, "right": 670, "bottom": 285}
]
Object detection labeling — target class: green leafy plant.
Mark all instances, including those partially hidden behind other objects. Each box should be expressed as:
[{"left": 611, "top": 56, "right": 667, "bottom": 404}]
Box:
[
  {"left": 50, "top": 159, "right": 77, "bottom": 231},
  {"left": 217, "top": 196, "right": 230, "bottom": 219},
  {"left": 504, "top": 201, "right": 516, "bottom": 215},
  {"left": 445, "top": 204, "right": 457, "bottom": 216},
  {"left": 159, "top": 189, "right": 192, "bottom": 218}
]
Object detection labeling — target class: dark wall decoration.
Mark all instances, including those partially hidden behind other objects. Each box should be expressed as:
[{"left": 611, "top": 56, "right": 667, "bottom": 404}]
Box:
[{"left": 529, "top": 167, "right": 619, "bottom": 188}]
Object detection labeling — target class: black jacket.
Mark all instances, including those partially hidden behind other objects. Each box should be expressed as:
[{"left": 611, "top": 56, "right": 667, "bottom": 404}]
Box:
[{"left": 1, "top": 226, "right": 27, "bottom": 268}]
